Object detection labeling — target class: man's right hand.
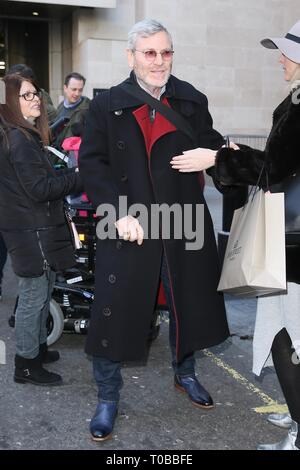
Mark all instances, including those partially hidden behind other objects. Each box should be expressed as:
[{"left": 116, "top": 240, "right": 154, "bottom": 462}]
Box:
[{"left": 114, "top": 215, "right": 144, "bottom": 245}]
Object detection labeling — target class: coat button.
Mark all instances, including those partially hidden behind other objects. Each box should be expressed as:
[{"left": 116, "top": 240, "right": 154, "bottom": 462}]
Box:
[
  {"left": 108, "top": 274, "right": 116, "bottom": 284},
  {"left": 103, "top": 307, "right": 111, "bottom": 317},
  {"left": 101, "top": 339, "right": 109, "bottom": 347},
  {"left": 114, "top": 109, "right": 123, "bottom": 116},
  {"left": 121, "top": 174, "right": 128, "bottom": 182},
  {"left": 117, "top": 140, "right": 125, "bottom": 150},
  {"left": 116, "top": 241, "right": 122, "bottom": 250}
]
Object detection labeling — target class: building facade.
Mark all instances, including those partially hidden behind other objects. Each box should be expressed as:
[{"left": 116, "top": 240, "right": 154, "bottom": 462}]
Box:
[{"left": 0, "top": 0, "right": 299, "bottom": 134}]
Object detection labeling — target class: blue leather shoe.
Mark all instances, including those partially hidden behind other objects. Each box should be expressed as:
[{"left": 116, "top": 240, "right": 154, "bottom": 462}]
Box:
[
  {"left": 175, "top": 374, "right": 214, "bottom": 409},
  {"left": 90, "top": 401, "right": 118, "bottom": 442}
]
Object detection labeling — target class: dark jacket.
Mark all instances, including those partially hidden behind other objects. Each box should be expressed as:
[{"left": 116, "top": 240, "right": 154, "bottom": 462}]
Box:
[
  {"left": 55, "top": 96, "right": 90, "bottom": 148},
  {"left": 79, "top": 73, "right": 229, "bottom": 362},
  {"left": 215, "top": 88, "right": 300, "bottom": 283},
  {"left": 215, "top": 90, "right": 300, "bottom": 186},
  {"left": 0, "top": 127, "right": 83, "bottom": 277}
]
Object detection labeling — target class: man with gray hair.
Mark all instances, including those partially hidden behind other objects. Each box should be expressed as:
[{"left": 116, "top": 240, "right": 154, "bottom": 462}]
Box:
[{"left": 79, "top": 19, "right": 229, "bottom": 441}]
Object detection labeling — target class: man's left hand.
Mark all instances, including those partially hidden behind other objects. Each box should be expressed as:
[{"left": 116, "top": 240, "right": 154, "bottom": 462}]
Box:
[{"left": 170, "top": 148, "right": 217, "bottom": 172}]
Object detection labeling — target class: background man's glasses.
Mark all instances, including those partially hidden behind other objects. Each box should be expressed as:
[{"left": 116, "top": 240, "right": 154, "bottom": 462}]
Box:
[
  {"left": 134, "top": 49, "right": 174, "bottom": 62},
  {"left": 19, "top": 91, "right": 42, "bottom": 101}
]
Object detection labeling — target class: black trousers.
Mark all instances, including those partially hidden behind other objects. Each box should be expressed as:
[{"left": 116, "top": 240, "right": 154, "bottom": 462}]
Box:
[
  {"left": 0, "top": 232, "right": 7, "bottom": 284},
  {"left": 272, "top": 327, "right": 300, "bottom": 447}
]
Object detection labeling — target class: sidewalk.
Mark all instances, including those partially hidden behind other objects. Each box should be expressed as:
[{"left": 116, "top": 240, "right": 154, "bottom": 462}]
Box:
[{"left": 0, "top": 186, "right": 287, "bottom": 451}]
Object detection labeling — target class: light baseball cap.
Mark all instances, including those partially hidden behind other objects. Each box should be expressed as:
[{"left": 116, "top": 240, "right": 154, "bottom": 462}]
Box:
[{"left": 261, "top": 20, "right": 300, "bottom": 64}]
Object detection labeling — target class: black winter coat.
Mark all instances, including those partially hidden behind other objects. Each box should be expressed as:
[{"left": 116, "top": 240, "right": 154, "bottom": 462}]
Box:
[
  {"left": 215, "top": 89, "right": 300, "bottom": 283},
  {"left": 79, "top": 74, "right": 230, "bottom": 362},
  {"left": 215, "top": 90, "right": 300, "bottom": 186},
  {"left": 0, "top": 127, "right": 82, "bottom": 277}
]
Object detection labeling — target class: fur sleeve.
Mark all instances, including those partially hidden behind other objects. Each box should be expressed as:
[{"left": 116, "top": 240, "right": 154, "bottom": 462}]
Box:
[
  {"left": 215, "top": 145, "right": 265, "bottom": 186},
  {"left": 266, "top": 96, "right": 300, "bottom": 181},
  {"left": 214, "top": 93, "right": 300, "bottom": 187}
]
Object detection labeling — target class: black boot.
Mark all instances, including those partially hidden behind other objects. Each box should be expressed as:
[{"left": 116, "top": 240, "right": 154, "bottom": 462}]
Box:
[
  {"left": 14, "top": 354, "right": 62, "bottom": 386},
  {"left": 39, "top": 343, "right": 60, "bottom": 364}
]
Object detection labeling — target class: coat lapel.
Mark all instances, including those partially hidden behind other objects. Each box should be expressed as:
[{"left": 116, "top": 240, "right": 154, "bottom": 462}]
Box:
[{"left": 133, "top": 99, "right": 177, "bottom": 158}]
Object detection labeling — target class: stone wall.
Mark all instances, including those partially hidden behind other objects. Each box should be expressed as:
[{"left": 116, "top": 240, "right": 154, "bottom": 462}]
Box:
[{"left": 72, "top": 0, "right": 300, "bottom": 134}]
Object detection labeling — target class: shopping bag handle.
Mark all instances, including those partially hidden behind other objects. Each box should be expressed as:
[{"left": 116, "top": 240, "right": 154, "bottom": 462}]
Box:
[{"left": 247, "top": 163, "right": 269, "bottom": 203}]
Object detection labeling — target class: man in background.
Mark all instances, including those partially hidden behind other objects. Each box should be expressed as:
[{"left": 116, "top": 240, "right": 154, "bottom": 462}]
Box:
[{"left": 55, "top": 72, "right": 90, "bottom": 148}]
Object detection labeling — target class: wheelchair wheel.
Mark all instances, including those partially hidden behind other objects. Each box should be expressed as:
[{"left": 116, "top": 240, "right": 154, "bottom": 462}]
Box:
[{"left": 47, "top": 299, "right": 64, "bottom": 346}]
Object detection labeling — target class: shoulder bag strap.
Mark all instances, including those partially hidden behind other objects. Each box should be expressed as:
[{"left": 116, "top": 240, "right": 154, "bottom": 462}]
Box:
[{"left": 121, "top": 82, "right": 196, "bottom": 144}]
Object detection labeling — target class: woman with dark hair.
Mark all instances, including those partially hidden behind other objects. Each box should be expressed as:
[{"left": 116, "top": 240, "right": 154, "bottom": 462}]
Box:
[
  {"left": 0, "top": 74, "right": 82, "bottom": 386},
  {"left": 7, "top": 64, "right": 58, "bottom": 123}
]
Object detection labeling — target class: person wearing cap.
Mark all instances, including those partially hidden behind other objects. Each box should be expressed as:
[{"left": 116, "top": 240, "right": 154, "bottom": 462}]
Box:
[{"left": 171, "top": 21, "right": 300, "bottom": 451}]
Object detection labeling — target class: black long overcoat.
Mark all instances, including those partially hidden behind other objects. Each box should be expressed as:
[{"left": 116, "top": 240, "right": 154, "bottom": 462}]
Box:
[{"left": 79, "top": 74, "right": 229, "bottom": 362}]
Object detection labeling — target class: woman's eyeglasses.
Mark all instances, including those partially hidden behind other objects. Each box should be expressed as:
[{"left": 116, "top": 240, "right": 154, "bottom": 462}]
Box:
[
  {"left": 133, "top": 49, "right": 174, "bottom": 62},
  {"left": 19, "top": 91, "right": 42, "bottom": 101}
]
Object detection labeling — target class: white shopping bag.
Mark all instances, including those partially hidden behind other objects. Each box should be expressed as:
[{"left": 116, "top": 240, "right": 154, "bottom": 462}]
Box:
[{"left": 217, "top": 189, "right": 286, "bottom": 298}]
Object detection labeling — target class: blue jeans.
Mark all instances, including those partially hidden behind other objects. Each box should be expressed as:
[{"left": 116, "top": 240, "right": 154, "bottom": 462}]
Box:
[
  {"left": 93, "top": 356, "right": 124, "bottom": 402},
  {"left": 15, "top": 268, "right": 56, "bottom": 359},
  {"left": 0, "top": 233, "right": 7, "bottom": 285},
  {"left": 93, "top": 254, "right": 195, "bottom": 402}
]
